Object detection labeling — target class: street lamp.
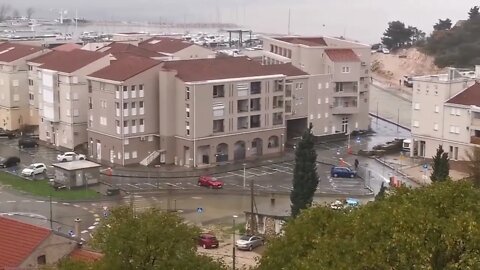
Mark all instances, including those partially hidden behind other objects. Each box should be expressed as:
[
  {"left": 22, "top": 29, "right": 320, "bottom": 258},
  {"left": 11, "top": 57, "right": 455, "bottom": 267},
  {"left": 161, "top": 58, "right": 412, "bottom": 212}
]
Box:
[
  {"left": 232, "top": 215, "right": 238, "bottom": 270},
  {"left": 242, "top": 163, "right": 246, "bottom": 189}
]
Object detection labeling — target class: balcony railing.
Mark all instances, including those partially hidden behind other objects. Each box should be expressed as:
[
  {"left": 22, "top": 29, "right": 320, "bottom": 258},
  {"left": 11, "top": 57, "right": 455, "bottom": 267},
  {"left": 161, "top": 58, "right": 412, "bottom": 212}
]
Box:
[{"left": 331, "top": 105, "right": 359, "bottom": 115}]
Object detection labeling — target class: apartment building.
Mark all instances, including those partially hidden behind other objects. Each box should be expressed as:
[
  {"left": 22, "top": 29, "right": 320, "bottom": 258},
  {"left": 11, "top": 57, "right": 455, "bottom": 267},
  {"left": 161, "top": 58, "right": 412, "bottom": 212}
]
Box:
[
  {"left": 0, "top": 42, "right": 47, "bottom": 130},
  {"left": 411, "top": 68, "right": 477, "bottom": 160},
  {"left": 96, "top": 42, "right": 168, "bottom": 60},
  {"left": 87, "top": 55, "right": 162, "bottom": 165},
  {"left": 261, "top": 36, "right": 371, "bottom": 136},
  {"left": 28, "top": 49, "right": 110, "bottom": 150},
  {"left": 159, "top": 57, "right": 310, "bottom": 167},
  {"left": 139, "top": 37, "right": 215, "bottom": 60}
]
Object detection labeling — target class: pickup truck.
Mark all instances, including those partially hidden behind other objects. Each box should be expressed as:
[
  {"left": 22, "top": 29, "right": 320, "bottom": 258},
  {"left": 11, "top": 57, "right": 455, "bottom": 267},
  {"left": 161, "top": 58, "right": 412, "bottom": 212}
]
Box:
[{"left": 56, "top": 152, "right": 86, "bottom": 162}]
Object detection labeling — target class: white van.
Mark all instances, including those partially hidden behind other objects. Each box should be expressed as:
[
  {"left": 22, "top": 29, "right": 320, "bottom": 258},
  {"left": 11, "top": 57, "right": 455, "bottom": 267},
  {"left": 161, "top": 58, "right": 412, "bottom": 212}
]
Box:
[{"left": 402, "top": 139, "right": 411, "bottom": 152}]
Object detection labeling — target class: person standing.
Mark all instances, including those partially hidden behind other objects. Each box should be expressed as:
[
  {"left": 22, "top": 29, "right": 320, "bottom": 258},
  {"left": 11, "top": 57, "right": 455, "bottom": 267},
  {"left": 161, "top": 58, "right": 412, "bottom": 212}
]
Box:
[{"left": 354, "top": 159, "right": 359, "bottom": 170}]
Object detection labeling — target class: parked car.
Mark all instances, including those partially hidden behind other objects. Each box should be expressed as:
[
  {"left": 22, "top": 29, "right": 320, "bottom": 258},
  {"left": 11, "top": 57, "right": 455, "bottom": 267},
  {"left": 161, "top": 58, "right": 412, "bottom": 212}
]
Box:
[
  {"left": 18, "top": 136, "right": 38, "bottom": 148},
  {"left": 0, "top": 156, "right": 20, "bottom": 168},
  {"left": 403, "top": 75, "right": 413, "bottom": 87},
  {"left": 197, "top": 176, "right": 224, "bottom": 189},
  {"left": 382, "top": 48, "right": 390, "bottom": 54},
  {"left": 331, "top": 166, "right": 356, "bottom": 178},
  {"left": 0, "top": 128, "right": 16, "bottom": 139},
  {"left": 198, "top": 233, "right": 219, "bottom": 249},
  {"left": 21, "top": 163, "right": 47, "bottom": 176},
  {"left": 235, "top": 235, "right": 264, "bottom": 251},
  {"left": 57, "top": 152, "right": 86, "bottom": 162}
]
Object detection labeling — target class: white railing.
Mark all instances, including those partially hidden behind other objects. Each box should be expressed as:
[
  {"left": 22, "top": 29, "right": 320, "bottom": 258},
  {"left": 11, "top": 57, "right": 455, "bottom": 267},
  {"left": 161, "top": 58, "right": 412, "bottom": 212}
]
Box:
[
  {"left": 123, "top": 127, "right": 129, "bottom": 134},
  {"left": 139, "top": 108, "right": 144, "bottom": 115},
  {"left": 140, "top": 150, "right": 160, "bottom": 166},
  {"left": 131, "top": 108, "right": 137, "bottom": 116},
  {"left": 123, "top": 91, "right": 128, "bottom": 99},
  {"left": 139, "top": 89, "right": 144, "bottom": 98},
  {"left": 140, "top": 125, "right": 145, "bottom": 133},
  {"left": 131, "top": 90, "right": 137, "bottom": 98},
  {"left": 132, "top": 126, "right": 137, "bottom": 133},
  {"left": 123, "top": 109, "right": 129, "bottom": 117}
]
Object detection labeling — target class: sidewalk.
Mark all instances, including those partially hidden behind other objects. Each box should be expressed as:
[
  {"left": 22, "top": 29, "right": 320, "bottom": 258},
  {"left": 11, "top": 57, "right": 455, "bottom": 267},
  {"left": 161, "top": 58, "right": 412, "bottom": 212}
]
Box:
[
  {"left": 371, "top": 78, "right": 412, "bottom": 102},
  {"left": 106, "top": 151, "right": 296, "bottom": 179}
]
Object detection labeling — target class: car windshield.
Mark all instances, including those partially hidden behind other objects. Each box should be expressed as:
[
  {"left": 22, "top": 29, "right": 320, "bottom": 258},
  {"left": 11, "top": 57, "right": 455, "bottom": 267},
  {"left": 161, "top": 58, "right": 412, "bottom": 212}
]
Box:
[
  {"left": 28, "top": 165, "right": 36, "bottom": 169},
  {"left": 240, "top": 235, "right": 251, "bottom": 241}
]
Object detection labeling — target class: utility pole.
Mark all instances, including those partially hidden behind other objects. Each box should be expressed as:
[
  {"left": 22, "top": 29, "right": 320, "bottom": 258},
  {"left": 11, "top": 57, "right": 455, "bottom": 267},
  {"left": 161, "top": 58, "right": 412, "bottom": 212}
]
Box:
[
  {"left": 49, "top": 194, "right": 53, "bottom": 229},
  {"left": 250, "top": 178, "right": 255, "bottom": 234},
  {"left": 243, "top": 163, "right": 246, "bottom": 189},
  {"left": 232, "top": 215, "right": 238, "bottom": 270},
  {"left": 397, "top": 107, "right": 400, "bottom": 133},
  {"left": 287, "top": 8, "right": 291, "bottom": 35},
  {"left": 376, "top": 102, "right": 379, "bottom": 126}
]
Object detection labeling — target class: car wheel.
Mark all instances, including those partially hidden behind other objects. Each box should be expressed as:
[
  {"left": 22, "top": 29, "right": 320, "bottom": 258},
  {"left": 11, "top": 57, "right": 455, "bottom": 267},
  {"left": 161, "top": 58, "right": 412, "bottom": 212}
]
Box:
[
  {"left": 79, "top": 157, "right": 85, "bottom": 160},
  {"left": 249, "top": 245, "right": 253, "bottom": 251},
  {"left": 203, "top": 244, "right": 207, "bottom": 249},
  {"left": 62, "top": 159, "right": 67, "bottom": 162},
  {"left": 350, "top": 174, "right": 355, "bottom": 178},
  {"left": 333, "top": 173, "right": 338, "bottom": 177},
  {"left": 30, "top": 172, "right": 34, "bottom": 177}
]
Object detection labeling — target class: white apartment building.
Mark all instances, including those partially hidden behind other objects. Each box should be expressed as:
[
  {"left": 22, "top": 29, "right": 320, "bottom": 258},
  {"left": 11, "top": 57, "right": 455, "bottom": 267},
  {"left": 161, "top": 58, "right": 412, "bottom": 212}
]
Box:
[
  {"left": 411, "top": 68, "right": 478, "bottom": 160},
  {"left": 28, "top": 49, "right": 110, "bottom": 150}
]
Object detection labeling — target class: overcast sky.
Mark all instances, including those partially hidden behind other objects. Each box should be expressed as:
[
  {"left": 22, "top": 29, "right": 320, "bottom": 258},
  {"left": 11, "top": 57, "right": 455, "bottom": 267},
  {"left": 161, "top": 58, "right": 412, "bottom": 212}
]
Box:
[{"left": 2, "top": 0, "right": 479, "bottom": 43}]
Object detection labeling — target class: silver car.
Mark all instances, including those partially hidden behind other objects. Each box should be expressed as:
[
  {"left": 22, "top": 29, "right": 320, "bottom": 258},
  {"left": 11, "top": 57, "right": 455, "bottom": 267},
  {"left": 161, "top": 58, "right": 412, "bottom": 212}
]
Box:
[{"left": 235, "top": 235, "right": 264, "bottom": 251}]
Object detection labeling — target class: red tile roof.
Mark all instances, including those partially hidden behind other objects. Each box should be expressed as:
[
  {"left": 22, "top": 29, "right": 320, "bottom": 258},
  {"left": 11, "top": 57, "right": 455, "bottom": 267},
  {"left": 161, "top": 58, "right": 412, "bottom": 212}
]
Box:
[
  {"left": 52, "top": 43, "right": 82, "bottom": 52},
  {"left": 89, "top": 54, "right": 161, "bottom": 82},
  {"left": 446, "top": 82, "right": 480, "bottom": 106},
  {"left": 98, "top": 42, "right": 166, "bottom": 58},
  {"left": 0, "top": 217, "right": 51, "bottom": 269},
  {"left": 163, "top": 57, "right": 306, "bottom": 82},
  {"left": 69, "top": 248, "right": 103, "bottom": 262},
  {"left": 275, "top": 37, "right": 327, "bottom": 47},
  {"left": 29, "top": 49, "right": 106, "bottom": 73},
  {"left": 139, "top": 37, "right": 193, "bottom": 54},
  {"left": 324, "top": 49, "right": 360, "bottom": 62},
  {"left": 0, "top": 42, "right": 43, "bottom": 63}
]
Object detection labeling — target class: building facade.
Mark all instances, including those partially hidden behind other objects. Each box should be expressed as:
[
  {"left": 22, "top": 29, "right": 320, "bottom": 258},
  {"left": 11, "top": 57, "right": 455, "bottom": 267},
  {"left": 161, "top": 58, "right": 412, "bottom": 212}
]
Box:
[
  {"left": 0, "top": 42, "right": 47, "bottom": 131},
  {"left": 28, "top": 49, "right": 110, "bottom": 150},
  {"left": 261, "top": 36, "right": 371, "bottom": 137},
  {"left": 139, "top": 37, "right": 215, "bottom": 60},
  {"left": 411, "top": 68, "right": 477, "bottom": 160},
  {"left": 87, "top": 55, "right": 162, "bottom": 166}
]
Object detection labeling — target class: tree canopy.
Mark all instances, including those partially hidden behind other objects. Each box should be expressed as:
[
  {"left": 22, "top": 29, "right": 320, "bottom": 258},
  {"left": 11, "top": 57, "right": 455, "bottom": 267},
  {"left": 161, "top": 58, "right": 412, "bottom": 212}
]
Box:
[
  {"left": 433, "top": 18, "right": 452, "bottom": 31},
  {"left": 258, "top": 181, "right": 480, "bottom": 269},
  {"left": 59, "top": 206, "right": 225, "bottom": 270},
  {"left": 381, "top": 21, "right": 414, "bottom": 49},
  {"left": 290, "top": 123, "right": 319, "bottom": 217}
]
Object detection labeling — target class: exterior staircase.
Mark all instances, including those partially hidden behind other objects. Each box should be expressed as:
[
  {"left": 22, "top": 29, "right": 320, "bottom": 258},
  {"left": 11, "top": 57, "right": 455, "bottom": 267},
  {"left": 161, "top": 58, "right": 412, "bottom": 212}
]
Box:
[{"left": 140, "top": 150, "right": 161, "bottom": 166}]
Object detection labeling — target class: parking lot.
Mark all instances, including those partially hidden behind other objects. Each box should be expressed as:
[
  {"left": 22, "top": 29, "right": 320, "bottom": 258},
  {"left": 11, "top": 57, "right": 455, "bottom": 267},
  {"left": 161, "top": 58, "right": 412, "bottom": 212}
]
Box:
[{"left": 110, "top": 161, "right": 371, "bottom": 196}]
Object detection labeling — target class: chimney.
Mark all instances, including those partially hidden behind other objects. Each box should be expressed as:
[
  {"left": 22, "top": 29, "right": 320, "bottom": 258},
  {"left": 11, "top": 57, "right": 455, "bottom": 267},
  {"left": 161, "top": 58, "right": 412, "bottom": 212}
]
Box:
[{"left": 74, "top": 218, "right": 82, "bottom": 239}]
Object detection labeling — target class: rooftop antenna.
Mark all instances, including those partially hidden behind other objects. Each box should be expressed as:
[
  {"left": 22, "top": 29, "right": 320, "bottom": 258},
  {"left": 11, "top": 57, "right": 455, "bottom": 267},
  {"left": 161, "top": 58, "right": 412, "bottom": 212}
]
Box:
[{"left": 287, "top": 8, "right": 291, "bottom": 35}]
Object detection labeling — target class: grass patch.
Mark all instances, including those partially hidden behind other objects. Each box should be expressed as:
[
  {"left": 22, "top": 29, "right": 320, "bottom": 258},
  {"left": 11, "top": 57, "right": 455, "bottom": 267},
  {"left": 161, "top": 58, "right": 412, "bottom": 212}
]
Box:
[{"left": 0, "top": 171, "right": 101, "bottom": 200}]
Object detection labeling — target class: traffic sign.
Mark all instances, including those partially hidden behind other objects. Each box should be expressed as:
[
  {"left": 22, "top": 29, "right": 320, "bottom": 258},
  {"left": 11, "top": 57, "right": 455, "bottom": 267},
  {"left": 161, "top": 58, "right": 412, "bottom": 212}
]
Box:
[{"left": 196, "top": 207, "right": 204, "bottom": 213}]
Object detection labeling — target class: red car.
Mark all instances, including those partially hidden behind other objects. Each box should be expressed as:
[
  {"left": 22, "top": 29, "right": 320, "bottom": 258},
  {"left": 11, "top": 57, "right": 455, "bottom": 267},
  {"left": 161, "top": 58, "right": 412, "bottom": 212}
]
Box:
[
  {"left": 198, "top": 233, "right": 219, "bottom": 249},
  {"left": 197, "top": 176, "right": 223, "bottom": 189}
]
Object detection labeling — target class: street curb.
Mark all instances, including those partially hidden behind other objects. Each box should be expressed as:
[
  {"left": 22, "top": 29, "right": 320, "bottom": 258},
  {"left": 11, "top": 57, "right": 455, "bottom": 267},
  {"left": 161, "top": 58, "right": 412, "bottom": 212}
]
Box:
[
  {"left": 369, "top": 113, "right": 411, "bottom": 131},
  {"left": 373, "top": 157, "right": 425, "bottom": 186}
]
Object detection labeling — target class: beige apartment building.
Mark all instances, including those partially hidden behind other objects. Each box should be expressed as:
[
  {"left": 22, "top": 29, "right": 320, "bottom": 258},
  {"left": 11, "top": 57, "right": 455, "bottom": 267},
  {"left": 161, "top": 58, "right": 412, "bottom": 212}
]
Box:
[
  {"left": 28, "top": 49, "right": 110, "bottom": 150},
  {"left": 0, "top": 42, "right": 48, "bottom": 130},
  {"left": 87, "top": 55, "right": 162, "bottom": 165},
  {"left": 139, "top": 37, "right": 215, "bottom": 60},
  {"left": 261, "top": 36, "right": 371, "bottom": 136},
  {"left": 411, "top": 68, "right": 478, "bottom": 160}
]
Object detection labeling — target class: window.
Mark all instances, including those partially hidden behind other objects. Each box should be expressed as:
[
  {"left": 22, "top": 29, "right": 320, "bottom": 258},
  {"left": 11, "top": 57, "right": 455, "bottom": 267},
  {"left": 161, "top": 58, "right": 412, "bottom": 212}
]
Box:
[
  {"left": 148, "top": 135, "right": 153, "bottom": 142},
  {"left": 213, "top": 119, "right": 224, "bottom": 133},
  {"left": 413, "top": 121, "right": 419, "bottom": 127},
  {"left": 28, "top": 79, "right": 34, "bottom": 86},
  {"left": 455, "top": 126, "right": 460, "bottom": 134},
  {"left": 139, "top": 84, "right": 144, "bottom": 97},
  {"left": 317, "top": 113, "right": 321, "bottom": 119},
  {"left": 100, "top": 117, "right": 107, "bottom": 126},
  {"left": 13, "top": 94, "right": 19, "bottom": 101},
  {"left": 131, "top": 85, "right": 136, "bottom": 91},
  {"left": 317, "top": 98, "right": 321, "bottom": 105},
  {"left": 125, "top": 152, "right": 130, "bottom": 160},
  {"left": 325, "top": 97, "right": 329, "bottom": 104},
  {"left": 213, "top": 85, "right": 225, "bottom": 98},
  {"left": 456, "top": 109, "right": 461, "bottom": 116},
  {"left": 435, "top": 105, "right": 439, "bottom": 113},
  {"left": 414, "top": 103, "right": 420, "bottom": 110},
  {"left": 325, "top": 112, "right": 329, "bottom": 118},
  {"left": 37, "top": 255, "right": 46, "bottom": 265},
  {"left": 250, "top": 115, "right": 261, "bottom": 128},
  {"left": 132, "top": 151, "right": 137, "bottom": 159},
  {"left": 123, "top": 103, "right": 128, "bottom": 109},
  {"left": 434, "top": 123, "right": 438, "bottom": 131},
  {"left": 250, "top": 81, "right": 261, "bottom": 95},
  {"left": 124, "top": 139, "right": 129, "bottom": 145},
  {"left": 28, "top": 65, "right": 33, "bottom": 71},
  {"left": 213, "top": 103, "right": 225, "bottom": 117},
  {"left": 310, "top": 114, "right": 314, "bottom": 120},
  {"left": 324, "top": 126, "right": 328, "bottom": 133},
  {"left": 318, "top": 83, "right": 322, "bottom": 89},
  {"left": 342, "top": 66, "right": 350, "bottom": 73},
  {"left": 450, "top": 108, "right": 455, "bottom": 115},
  {"left": 186, "top": 87, "right": 190, "bottom": 100}
]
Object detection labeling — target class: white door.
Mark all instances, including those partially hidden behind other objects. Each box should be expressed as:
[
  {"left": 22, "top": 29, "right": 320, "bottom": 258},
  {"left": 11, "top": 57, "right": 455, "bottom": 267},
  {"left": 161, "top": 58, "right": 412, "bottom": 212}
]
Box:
[
  {"left": 184, "top": 148, "right": 190, "bottom": 167},
  {"left": 160, "top": 152, "right": 166, "bottom": 163},
  {"left": 110, "top": 150, "right": 114, "bottom": 163},
  {"left": 96, "top": 142, "right": 102, "bottom": 160}
]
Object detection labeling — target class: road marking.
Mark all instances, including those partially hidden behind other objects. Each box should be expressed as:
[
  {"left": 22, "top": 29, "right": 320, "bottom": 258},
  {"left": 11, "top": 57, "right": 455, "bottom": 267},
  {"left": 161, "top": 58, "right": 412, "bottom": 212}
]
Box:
[
  {"left": 186, "top": 182, "right": 201, "bottom": 188},
  {"left": 88, "top": 226, "right": 95, "bottom": 230},
  {"left": 245, "top": 170, "right": 261, "bottom": 177},
  {"left": 93, "top": 214, "right": 100, "bottom": 217},
  {"left": 228, "top": 171, "right": 244, "bottom": 177},
  {"left": 6, "top": 200, "right": 16, "bottom": 203},
  {"left": 81, "top": 230, "right": 89, "bottom": 234},
  {"left": 73, "top": 204, "right": 80, "bottom": 208},
  {"left": 36, "top": 200, "right": 45, "bottom": 203},
  {"left": 142, "top": 182, "right": 158, "bottom": 188},
  {"left": 82, "top": 207, "right": 89, "bottom": 211},
  {"left": 267, "top": 167, "right": 293, "bottom": 175},
  {"left": 254, "top": 184, "right": 270, "bottom": 189},
  {"left": 214, "top": 174, "right": 236, "bottom": 179},
  {"left": 89, "top": 210, "right": 95, "bottom": 214},
  {"left": 191, "top": 196, "right": 202, "bottom": 200},
  {"left": 62, "top": 202, "right": 70, "bottom": 206},
  {"left": 278, "top": 185, "right": 293, "bottom": 191},
  {"left": 93, "top": 222, "right": 99, "bottom": 226},
  {"left": 271, "top": 164, "right": 293, "bottom": 171},
  {"left": 51, "top": 201, "right": 58, "bottom": 204},
  {"left": 249, "top": 168, "right": 270, "bottom": 175},
  {"left": 126, "top": 183, "right": 141, "bottom": 189},
  {"left": 166, "top": 182, "right": 185, "bottom": 189},
  {"left": 91, "top": 203, "right": 97, "bottom": 206},
  {"left": 283, "top": 161, "right": 295, "bottom": 166},
  {"left": 229, "top": 183, "right": 245, "bottom": 188},
  {"left": 95, "top": 218, "right": 101, "bottom": 222}
]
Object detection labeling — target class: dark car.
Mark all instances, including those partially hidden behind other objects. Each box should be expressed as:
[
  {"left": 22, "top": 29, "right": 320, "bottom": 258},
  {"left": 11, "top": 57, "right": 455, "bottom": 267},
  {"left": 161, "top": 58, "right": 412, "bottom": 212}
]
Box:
[
  {"left": 198, "top": 233, "right": 219, "bottom": 249},
  {"left": 403, "top": 75, "right": 413, "bottom": 88},
  {"left": 330, "top": 166, "right": 356, "bottom": 178},
  {"left": 0, "top": 156, "right": 20, "bottom": 168},
  {"left": 0, "top": 128, "right": 16, "bottom": 139},
  {"left": 18, "top": 136, "right": 38, "bottom": 148}
]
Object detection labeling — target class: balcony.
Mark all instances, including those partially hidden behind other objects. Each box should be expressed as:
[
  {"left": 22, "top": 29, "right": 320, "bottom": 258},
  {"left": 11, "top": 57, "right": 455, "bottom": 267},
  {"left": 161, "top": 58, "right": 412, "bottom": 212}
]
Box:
[
  {"left": 274, "top": 81, "right": 284, "bottom": 92},
  {"left": 273, "top": 96, "right": 284, "bottom": 109},
  {"left": 250, "top": 98, "right": 261, "bottom": 112},
  {"left": 237, "top": 99, "right": 249, "bottom": 113},
  {"left": 285, "top": 84, "right": 292, "bottom": 98},
  {"left": 331, "top": 104, "right": 359, "bottom": 115},
  {"left": 333, "top": 82, "right": 358, "bottom": 97},
  {"left": 285, "top": 100, "right": 292, "bottom": 113}
]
